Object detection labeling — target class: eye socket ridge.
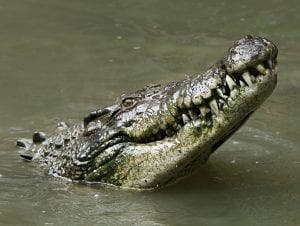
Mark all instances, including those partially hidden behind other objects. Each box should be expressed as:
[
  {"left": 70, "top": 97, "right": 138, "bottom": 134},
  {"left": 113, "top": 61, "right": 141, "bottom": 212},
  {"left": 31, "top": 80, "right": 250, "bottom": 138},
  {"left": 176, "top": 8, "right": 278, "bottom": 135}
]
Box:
[{"left": 121, "top": 97, "right": 139, "bottom": 110}]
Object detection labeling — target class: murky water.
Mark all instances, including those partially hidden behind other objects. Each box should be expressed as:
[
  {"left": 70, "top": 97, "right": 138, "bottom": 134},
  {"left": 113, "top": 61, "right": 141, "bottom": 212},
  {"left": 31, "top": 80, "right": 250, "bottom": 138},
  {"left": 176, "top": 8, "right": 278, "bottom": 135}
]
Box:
[{"left": 0, "top": 0, "right": 299, "bottom": 225}]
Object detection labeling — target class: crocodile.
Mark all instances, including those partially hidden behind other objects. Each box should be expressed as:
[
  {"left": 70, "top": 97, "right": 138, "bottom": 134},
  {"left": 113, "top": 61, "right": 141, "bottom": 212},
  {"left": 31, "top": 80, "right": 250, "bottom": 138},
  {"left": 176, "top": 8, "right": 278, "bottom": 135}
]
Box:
[{"left": 17, "top": 35, "right": 278, "bottom": 189}]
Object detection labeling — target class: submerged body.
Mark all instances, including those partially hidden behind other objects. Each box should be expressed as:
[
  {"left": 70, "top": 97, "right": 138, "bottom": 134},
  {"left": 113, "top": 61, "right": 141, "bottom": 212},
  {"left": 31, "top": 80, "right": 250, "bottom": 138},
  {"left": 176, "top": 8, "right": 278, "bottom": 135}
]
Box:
[{"left": 18, "top": 36, "right": 278, "bottom": 189}]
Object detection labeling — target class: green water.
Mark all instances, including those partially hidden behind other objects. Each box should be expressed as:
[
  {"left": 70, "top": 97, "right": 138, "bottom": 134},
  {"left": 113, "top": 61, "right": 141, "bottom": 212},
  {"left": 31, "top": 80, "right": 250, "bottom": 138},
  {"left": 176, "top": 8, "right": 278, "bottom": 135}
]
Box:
[{"left": 0, "top": 0, "right": 299, "bottom": 225}]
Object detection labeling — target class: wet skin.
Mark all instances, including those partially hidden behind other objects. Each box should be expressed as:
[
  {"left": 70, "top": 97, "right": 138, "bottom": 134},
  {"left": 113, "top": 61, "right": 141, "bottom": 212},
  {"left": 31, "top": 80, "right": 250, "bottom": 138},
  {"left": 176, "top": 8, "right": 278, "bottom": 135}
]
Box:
[{"left": 18, "top": 35, "right": 278, "bottom": 189}]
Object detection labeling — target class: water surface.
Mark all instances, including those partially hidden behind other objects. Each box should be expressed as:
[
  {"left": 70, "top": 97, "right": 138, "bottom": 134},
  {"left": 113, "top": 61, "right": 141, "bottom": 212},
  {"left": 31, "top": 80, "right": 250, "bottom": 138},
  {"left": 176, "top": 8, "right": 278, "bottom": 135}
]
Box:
[{"left": 0, "top": 0, "right": 299, "bottom": 225}]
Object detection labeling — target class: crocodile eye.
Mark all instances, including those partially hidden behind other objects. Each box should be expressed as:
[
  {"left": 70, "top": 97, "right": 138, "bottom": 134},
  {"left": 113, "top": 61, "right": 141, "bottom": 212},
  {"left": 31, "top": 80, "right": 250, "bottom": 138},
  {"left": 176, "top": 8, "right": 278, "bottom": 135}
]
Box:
[{"left": 122, "top": 97, "right": 138, "bottom": 110}]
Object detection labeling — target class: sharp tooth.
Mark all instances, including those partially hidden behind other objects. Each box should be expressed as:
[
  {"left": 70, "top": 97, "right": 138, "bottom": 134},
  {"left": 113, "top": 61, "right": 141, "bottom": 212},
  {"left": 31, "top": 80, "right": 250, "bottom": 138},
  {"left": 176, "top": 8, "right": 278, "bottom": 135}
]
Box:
[
  {"left": 217, "top": 88, "right": 226, "bottom": 98},
  {"left": 218, "top": 98, "right": 226, "bottom": 108},
  {"left": 182, "top": 114, "right": 189, "bottom": 124},
  {"left": 268, "top": 59, "right": 273, "bottom": 69},
  {"left": 242, "top": 71, "right": 252, "bottom": 86},
  {"left": 176, "top": 96, "right": 184, "bottom": 109},
  {"left": 219, "top": 98, "right": 225, "bottom": 104},
  {"left": 226, "top": 75, "right": 237, "bottom": 90},
  {"left": 183, "top": 96, "right": 192, "bottom": 108},
  {"left": 230, "top": 89, "right": 238, "bottom": 99},
  {"left": 200, "top": 106, "right": 210, "bottom": 116},
  {"left": 209, "top": 99, "right": 219, "bottom": 115},
  {"left": 221, "top": 86, "right": 227, "bottom": 95},
  {"left": 265, "top": 68, "right": 271, "bottom": 76},
  {"left": 256, "top": 64, "right": 266, "bottom": 74},
  {"left": 239, "top": 80, "right": 246, "bottom": 87}
]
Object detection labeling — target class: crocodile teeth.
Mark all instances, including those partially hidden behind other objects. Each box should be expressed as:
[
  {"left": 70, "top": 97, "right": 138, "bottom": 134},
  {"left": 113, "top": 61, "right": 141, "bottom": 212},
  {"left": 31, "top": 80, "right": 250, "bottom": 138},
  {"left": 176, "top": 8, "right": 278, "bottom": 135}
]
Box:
[
  {"left": 268, "top": 59, "right": 273, "bottom": 69},
  {"left": 200, "top": 106, "right": 210, "bottom": 116},
  {"left": 226, "top": 75, "right": 236, "bottom": 90},
  {"left": 218, "top": 98, "right": 226, "bottom": 105},
  {"left": 209, "top": 99, "right": 219, "bottom": 114},
  {"left": 182, "top": 114, "right": 190, "bottom": 124},
  {"left": 242, "top": 71, "right": 252, "bottom": 86},
  {"left": 183, "top": 96, "right": 192, "bottom": 108},
  {"left": 239, "top": 80, "right": 246, "bottom": 87},
  {"left": 217, "top": 88, "right": 226, "bottom": 99},
  {"left": 176, "top": 96, "right": 184, "bottom": 109},
  {"left": 230, "top": 89, "right": 238, "bottom": 99},
  {"left": 256, "top": 64, "right": 266, "bottom": 74}
]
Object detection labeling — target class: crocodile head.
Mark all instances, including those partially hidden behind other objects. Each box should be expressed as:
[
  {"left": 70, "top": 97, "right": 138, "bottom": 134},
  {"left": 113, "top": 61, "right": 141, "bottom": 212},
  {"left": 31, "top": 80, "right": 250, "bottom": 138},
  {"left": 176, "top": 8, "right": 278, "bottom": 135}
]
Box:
[{"left": 28, "top": 35, "right": 278, "bottom": 189}]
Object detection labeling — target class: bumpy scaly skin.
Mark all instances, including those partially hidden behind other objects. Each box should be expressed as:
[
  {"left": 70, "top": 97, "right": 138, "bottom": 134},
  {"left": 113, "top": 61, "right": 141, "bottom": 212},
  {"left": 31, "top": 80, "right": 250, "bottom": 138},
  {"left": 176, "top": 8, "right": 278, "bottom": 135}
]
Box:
[{"left": 19, "top": 35, "right": 278, "bottom": 189}]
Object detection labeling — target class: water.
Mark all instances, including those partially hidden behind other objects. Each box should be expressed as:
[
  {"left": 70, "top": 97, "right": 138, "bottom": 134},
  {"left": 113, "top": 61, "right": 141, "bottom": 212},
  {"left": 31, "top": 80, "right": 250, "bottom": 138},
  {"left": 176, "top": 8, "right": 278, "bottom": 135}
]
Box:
[{"left": 0, "top": 0, "right": 299, "bottom": 225}]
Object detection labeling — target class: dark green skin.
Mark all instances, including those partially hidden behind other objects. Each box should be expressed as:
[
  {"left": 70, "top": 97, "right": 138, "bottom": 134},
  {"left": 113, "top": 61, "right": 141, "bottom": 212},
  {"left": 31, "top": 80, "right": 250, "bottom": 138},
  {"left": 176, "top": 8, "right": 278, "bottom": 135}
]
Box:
[{"left": 19, "top": 36, "right": 278, "bottom": 189}]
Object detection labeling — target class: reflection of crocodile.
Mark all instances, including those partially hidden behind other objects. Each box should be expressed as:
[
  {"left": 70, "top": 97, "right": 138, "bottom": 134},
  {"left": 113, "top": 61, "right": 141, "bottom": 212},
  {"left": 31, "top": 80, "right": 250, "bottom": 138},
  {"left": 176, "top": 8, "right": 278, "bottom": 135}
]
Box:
[{"left": 17, "top": 36, "right": 278, "bottom": 189}]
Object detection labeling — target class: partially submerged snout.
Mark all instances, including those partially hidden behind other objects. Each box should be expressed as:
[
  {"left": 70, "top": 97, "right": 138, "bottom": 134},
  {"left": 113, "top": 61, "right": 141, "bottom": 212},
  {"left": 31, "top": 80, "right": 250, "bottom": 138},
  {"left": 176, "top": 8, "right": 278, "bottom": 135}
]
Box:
[
  {"left": 19, "top": 35, "right": 278, "bottom": 189},
  {"left": 104, "top": 35, "right": 278, "bottom": 188}
]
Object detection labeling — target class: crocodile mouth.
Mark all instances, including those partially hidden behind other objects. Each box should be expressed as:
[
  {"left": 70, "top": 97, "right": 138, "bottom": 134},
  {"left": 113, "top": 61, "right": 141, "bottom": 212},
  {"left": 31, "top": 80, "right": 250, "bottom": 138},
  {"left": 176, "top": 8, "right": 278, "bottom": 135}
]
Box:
[
  {"left": 66, "top": 54, "right": 278, "bottom": 182},
  {"left": 82, "top": 55, "right": 278, "bottom": 183},
  {"left": 81, "top": 51, "right": 277, "bottom": 165},
  {"left": 82, "top": 36, "right": 278, "bottom": 150},
  {"left": 133, "top": 57, "right": 277, "bottom": 144}
]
